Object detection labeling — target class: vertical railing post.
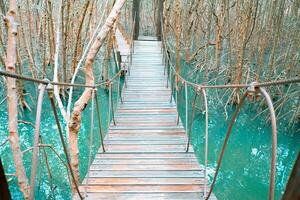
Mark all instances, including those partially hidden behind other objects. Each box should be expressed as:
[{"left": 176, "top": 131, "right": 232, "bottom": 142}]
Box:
[
  {"left": 85, "top": 89, "right": 95, "bottom": 197},
  {"left": 47, "top": 85, "right": 83, "bottom": 199},
  {"left": 110, "top": 82, "right": 116, "bottom": 126},
  {"left": 170, "top": 72, "right": 174, "bottom": 103},
  {"left": 117, "top": 74, "right": 122, "bottom": 104},
  {"left": 0, "top": 158, "right": 11, "bottom": 199},
  {"left": 29, "top": 83, "right": 46, "bottom": 200},
  {"left": 107, "top": 83, "right": 111, "bottom": 129},
  {"left": 124, "top": 71, "right": 128, "bottom": 89},
  {"left": 107, "top": 82, "right": 116, "bottom": 129},
  {"left": 94, "top": 89, "right": 105, "bottom": 152},
  {"left": 185, "top": 82, "right": 188, "bottom": 134},
  {"left": 205, "top": 92, "right": 248, "bottom": 200},
  {"left": 201, "top": 88, "right": 209, "bottom": 198},
  {"left": 186, "top": 91, "right": 198, "bottom": 152},
  {"left": 166, "top": 58, "right": 170, "bottom": 88},
  {"left": 259, "top": 87, "right": 277, "bottom": 200},
  {"left": 176, "top": 83, "right": 183, "bottom": 125}
]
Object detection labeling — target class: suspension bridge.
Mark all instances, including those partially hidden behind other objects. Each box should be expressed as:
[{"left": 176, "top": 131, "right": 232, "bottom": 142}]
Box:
[
  {"left": 0, "top": 16, "right": 299, "bottom": 200},
  {"left": 72, "top": 38, "right": 216, "bottom": 199}
]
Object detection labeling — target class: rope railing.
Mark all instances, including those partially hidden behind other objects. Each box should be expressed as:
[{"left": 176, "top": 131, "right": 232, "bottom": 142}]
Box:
[
  {"left": 8, "top": 68, "right": 126, "bottom": 200},
  {"left": 161, "top": 40, "right": 300, "bottom": 90},
  {"left": 160, "top": 18, "right": 299, "bottom": 200},
  {"left": 0, "top": 69, "right": 124, "bottom": 88},
  {"left": 29, "top": 84, "right": 47, "bottom": 200},
  {"left": 85, "top": 89, "right": 95, "bottom": 196},
  {"left": 0, "top": 15, "right": 298, "bottom": 200},
  {"left": 0, "top": 47, "right": 128, "bottom": 200},
  {"left": 0, "top": 6, "right": 136, "bottom": 199},
  {"left": 48, "top": 86, "right": 83, "bottom": 199}
]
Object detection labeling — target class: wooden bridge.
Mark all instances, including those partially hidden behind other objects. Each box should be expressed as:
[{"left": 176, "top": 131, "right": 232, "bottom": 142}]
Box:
[
  {"left": 75, "top": 39, "right": 216, "bottom": 199},
  {"left": 0, "top": 26, "right": 296, "bottom": 200}
]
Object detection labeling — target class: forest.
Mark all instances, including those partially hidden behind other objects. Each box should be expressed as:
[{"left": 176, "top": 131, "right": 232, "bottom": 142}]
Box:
[{"left": 0, "top": 0, "right": 299, "bottom": 199}]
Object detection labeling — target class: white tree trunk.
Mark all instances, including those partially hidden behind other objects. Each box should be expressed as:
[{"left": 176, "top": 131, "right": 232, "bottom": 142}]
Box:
[
  {"left": 5, "top": 0, "right": 30, "bottom": 198},
  {"left": 68, "top": 0, "right": 126, "bottom": 192},
  {"left": 53, "top": 0, "right": 68, "bottom": 121}
]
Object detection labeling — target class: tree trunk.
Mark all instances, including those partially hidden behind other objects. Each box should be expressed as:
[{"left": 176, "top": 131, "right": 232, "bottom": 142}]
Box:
[
  {"left": 175, "top": 0, "right": 180, "bottom": 85},
  {"left": 204, "top": 0, "right": 213, "bottom": 83},
  {"left": 5, "top": 0, "right": 30, "bottom": 198},
  {"left": 102, "top": 31, "right": 113, "bottom": 82},
  {"left": 68, "top": 0, "right": 126, "bottom": 193},
  {"left": 132, "top": 0, "right": 140, "bottom": 39},
  {"left": 156, "top": 0, "right": 164, "bottom": 41},
  {"left": 215, "top": 0, "right": 224, "bottom": 70},
  {"left": 70, "top": 0, "right": 90, "bottom": 78}
]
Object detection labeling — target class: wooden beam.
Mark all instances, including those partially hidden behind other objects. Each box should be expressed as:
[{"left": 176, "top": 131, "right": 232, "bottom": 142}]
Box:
[
  {"left": 282, "top": 152, "right": 300, "bottom": 200},
  {"left": 0, "top": 158, "right": 11, "bottom": 200},
  {"left": 132, "top": 0, "right": 140, "bottom": 40},
  {"left": 156, "top": 0, "right": 164, "bottom": 41}
]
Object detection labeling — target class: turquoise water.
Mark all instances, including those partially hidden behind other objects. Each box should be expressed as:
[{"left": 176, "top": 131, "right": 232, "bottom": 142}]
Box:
[
  {"left": 0, "top": 72, "right": 299, "bottom": 199},
  {"left": 176, "top": 84, "right": 300, "bottom": 200},
  {"left": 171, "top": 56, "right": 300, "bottom": 199},
  {"left": 0, "top": 77, "right": 120, "bottom": 199}
]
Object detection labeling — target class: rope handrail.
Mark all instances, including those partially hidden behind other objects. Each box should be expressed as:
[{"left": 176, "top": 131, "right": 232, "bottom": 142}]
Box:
[
  {"left": 159, "top": 18, "right": 287, "bottom": 200},
  {"left": 0, "top": 69, "right": 123, "bottom": 88},
  {"left": 0, "top": 63, "right": 299, "bottom": 90},
  {"left": 161, "top": 41, "right": 300, "bottom": 89}
]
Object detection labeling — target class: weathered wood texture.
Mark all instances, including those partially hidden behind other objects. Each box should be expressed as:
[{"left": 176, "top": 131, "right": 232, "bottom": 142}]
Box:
[{"left": 76, "top": 40, "right": 216, "bottom": 200}]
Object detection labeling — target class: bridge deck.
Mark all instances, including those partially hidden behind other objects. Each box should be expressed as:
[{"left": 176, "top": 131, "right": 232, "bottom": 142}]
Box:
[{"left": 77, "top": 40, "right": 216, "bottom": 199}]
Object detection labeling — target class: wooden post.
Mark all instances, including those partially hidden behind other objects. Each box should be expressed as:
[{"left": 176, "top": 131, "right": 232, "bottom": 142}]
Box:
[
  {"left": 117, "top": 51, "right": 122, "bottom": 68},
  {"left": 0, "top": 158, "right": 11, "bottom": 200},
  {"left": 282, "top": 153, "right": 300, "bottom": 200},
  {"left": 132, "top": 0, "right": 140, "bottom": 40},
  {"left": 156, "top": 0, "right": 164, "bottom": 41}
]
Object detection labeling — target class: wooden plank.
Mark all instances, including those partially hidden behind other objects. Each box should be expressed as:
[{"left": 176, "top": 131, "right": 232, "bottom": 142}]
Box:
[
  {"left": 108, "top": 127, "right": 185, "bottom": 131},
  {"left": 117, "top": 106, "right": 175, "bottom": 110},
  {"left": 79, "top": 185, "right": 204, "bottom": 193},
  {"left": 77, "top": 40, "right": 216, "bottom": 200},
  {"left": 75, "top": 192, "right": 217, "bottom": 200},
  {"left": 116, "top": 109, "right": 176, "bottom": 113},
  {"left": 88, "top": 170, "right": 204, "bottom": 178},
  {"left": 104, "top": 140, "right": 185, "bottom": 145},
  {"left": 106, "top": 130, "right": 185, "bottom": 135},
  {"left": 106, "top": 134, "right": 186, "bottom": 141},
  {"left": 95, "top": 153, "right": 197, "bottom": 159},
  {"left": 89, "top": 164, "right": 201, "bottom": 171},
  {"left": 282, "top": 152, "right": 300, "bottom": 200},
  {"left": 102, "top": 144, "right": 191, "bottom": 153},
  {"left": 93, "top": 159, "right": 198, "bottom": 165},
  {"left": 76, "top": 192, "right": 210, "bottom": 200},
  {"left": 82, "top": 177, "right": 205, "bottom": 185}
]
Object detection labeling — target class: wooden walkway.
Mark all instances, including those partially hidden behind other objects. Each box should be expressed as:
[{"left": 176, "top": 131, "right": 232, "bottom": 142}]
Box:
[{"left": 76, "top": 40, "right": 216, "bottom": 199}]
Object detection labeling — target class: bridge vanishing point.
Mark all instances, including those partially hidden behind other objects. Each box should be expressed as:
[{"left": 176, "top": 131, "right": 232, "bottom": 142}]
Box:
[{"left": 74, "top": 37, "right": 217, "bottom": 200}]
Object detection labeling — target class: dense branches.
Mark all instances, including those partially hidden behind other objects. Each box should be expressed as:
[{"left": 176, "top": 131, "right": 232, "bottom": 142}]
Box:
[{"left": 163, "top": 0, "right": 299, "bottom": 126}]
